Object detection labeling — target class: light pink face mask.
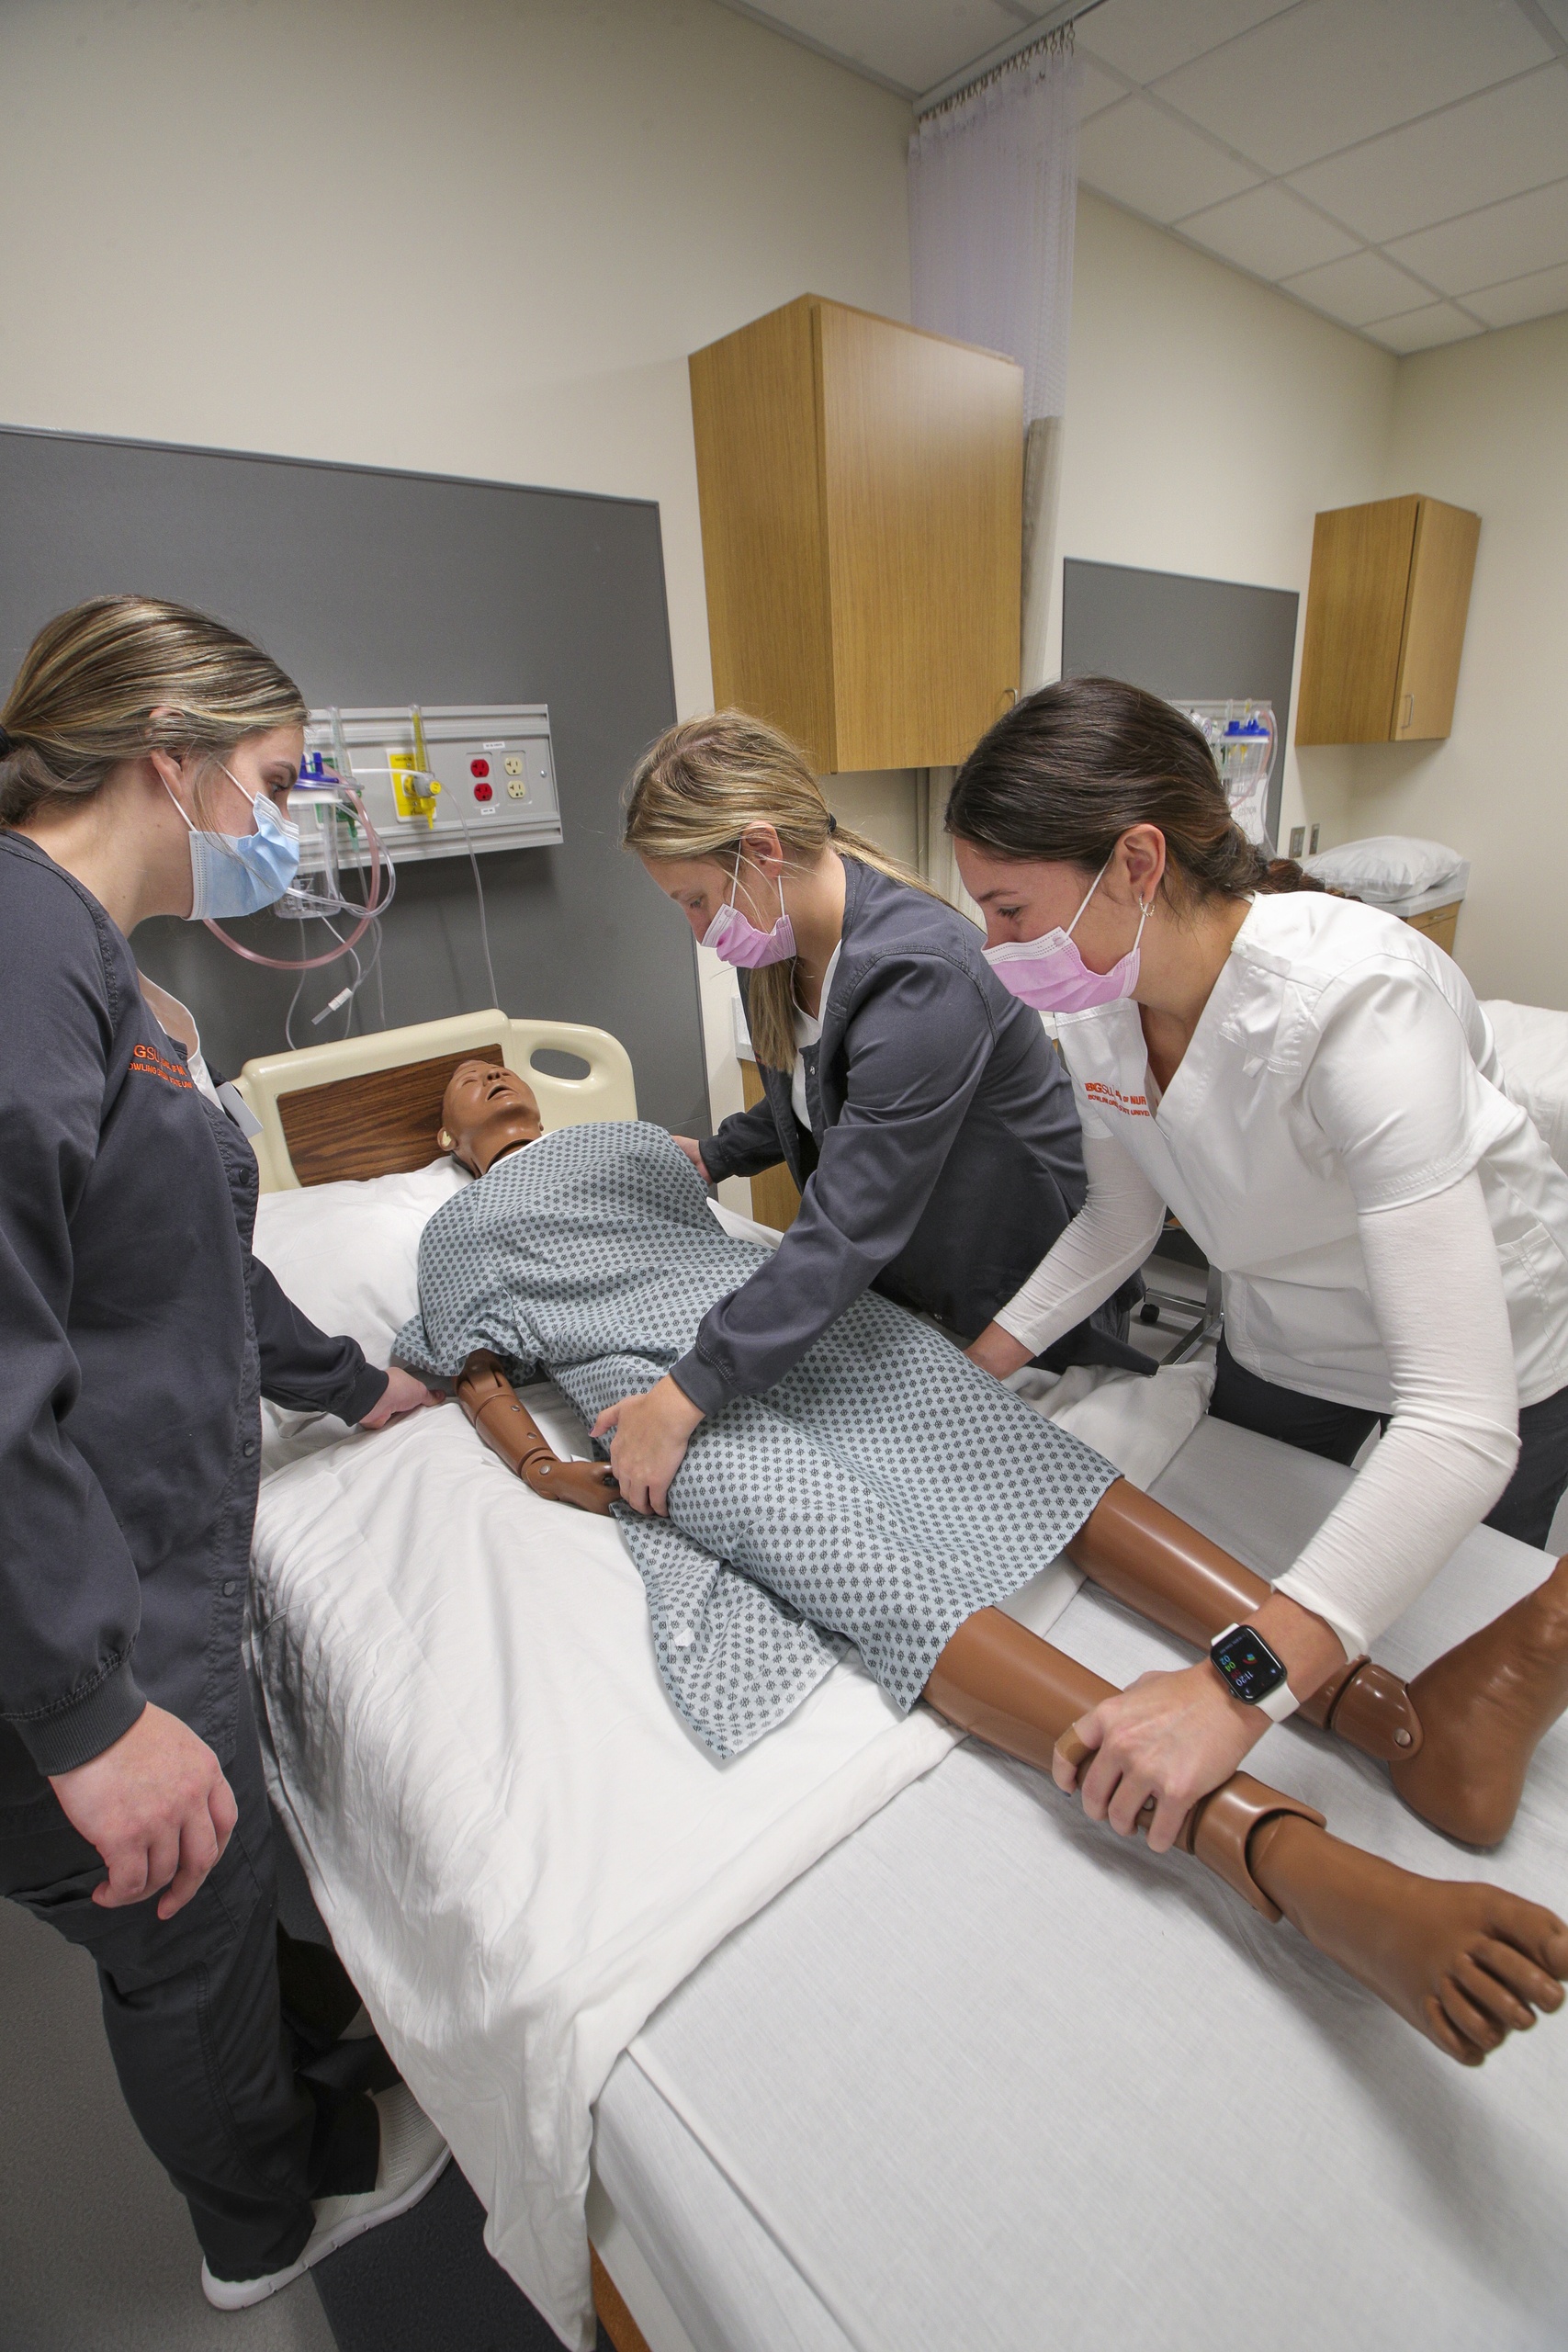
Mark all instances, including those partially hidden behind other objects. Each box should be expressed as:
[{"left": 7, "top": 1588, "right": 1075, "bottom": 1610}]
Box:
[
  {"left": 701, "top": 854, "right": 796, "bottom": 969},
  {"left": 983, "top": 859, "right": 1151, "bottom": 1014}
]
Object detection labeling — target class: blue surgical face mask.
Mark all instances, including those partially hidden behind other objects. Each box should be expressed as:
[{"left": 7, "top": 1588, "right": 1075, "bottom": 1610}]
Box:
[{"left": 164, "top": 762, "right": 301, "bottom": 921}]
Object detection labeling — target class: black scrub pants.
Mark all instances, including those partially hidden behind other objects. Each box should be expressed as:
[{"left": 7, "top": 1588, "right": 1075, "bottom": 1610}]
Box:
[
  {"left": 1211, "top": 1336, "right": 1568, "bottom": 1551},
  {"left": 0, "top": 1702, "right": 378, "bottom": 2283}
]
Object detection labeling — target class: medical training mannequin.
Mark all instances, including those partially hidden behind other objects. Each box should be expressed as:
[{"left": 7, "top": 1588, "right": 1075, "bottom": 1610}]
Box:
[{"left": 430, "top": 1062, "right": 1568, "bottom": 2068}]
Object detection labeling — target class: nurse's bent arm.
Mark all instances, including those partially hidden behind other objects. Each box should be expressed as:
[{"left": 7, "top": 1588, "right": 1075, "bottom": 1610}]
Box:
[
  {"left": 698, "top": 1087, "right": 792, "bottom": 1183},
  {"left": 671, "top": 951, "right": 1000, "bottom": 1416},
  {"left": 969, "top": 1131, "right": 1167, "bottom": 1378},
  {"left": 0, "top": 908, "right": 149, "bottom": 1780}
]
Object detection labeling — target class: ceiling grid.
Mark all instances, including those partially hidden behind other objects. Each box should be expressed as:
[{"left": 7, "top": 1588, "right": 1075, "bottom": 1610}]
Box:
[{"left": 716, "top": 0, "right": 1568, "bottom": 350}]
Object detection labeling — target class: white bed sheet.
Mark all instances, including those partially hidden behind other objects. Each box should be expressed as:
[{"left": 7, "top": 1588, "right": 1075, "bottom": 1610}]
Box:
[
  {"left": 592, "top": 1412, "right": 1568, "bottom": 2352},
  {"left": 249, "top": 1162, "right": 1207, "bottom": 2347}
]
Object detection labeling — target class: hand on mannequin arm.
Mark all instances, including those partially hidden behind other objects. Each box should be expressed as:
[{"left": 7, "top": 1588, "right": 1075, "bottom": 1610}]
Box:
[
  {"left": 1056, "top": 1171, "right": 1519, "bottom": 1847},
  {"left": 592, "top": 1377, "right": 705, "bottom": 1515},
  {"left": 359, "top": 1366, "right": 446, "bottom": 1430},
  {"left": 965, "top": 1134, "right": 1166, "bottom": 1380},
  {"left": 50, "top": 1704, "right": 238, "bottom": 1919},
  {"left": 671, "top": 1136, "right": 711, "bottom": 1180}
]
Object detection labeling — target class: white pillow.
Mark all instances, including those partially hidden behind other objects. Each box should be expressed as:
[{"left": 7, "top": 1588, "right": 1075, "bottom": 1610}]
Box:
[
  {"left": 253, "top": 1159, "right": 471, "bottom": 1472},
  {"left": 1303, "top": 834, "right": 1463, "bottom": 901}
]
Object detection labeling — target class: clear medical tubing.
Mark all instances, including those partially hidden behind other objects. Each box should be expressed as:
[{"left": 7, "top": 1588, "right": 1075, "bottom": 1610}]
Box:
[{"left": 203, "top": 780, "right": 389, "bottom": 970}]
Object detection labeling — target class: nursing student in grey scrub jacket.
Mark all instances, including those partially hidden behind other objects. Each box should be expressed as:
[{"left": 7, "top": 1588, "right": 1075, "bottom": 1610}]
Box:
[
  {"left": 593, "top": 709, "right": 1139, "bottom": 1516},
  {"left": 0, "top": 597, "right": 446, "bottom": 2311}
]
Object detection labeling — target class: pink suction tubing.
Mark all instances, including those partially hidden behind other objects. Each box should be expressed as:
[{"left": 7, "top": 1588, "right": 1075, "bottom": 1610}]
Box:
[{"left": 203, "top": 787, "right": 387, "bottom": 971}]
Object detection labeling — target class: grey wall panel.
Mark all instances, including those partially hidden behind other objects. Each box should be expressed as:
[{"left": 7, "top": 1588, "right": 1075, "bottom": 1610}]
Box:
[
  {"left": 0, "top": 425, "right": 708, "bottom": 1132},
  {"left": 1060, "top": 559, "right": 1299, "bottom": 848}
]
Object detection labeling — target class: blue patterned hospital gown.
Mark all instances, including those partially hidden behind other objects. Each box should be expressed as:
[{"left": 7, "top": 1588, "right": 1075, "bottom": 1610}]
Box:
[{"left": 395, "top": 1124, "right": 1117, "bottom": 1758}]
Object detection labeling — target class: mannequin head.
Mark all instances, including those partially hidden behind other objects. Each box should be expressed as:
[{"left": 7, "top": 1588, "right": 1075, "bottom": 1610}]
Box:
[{"left": 439, "top": 1060, "right": 543, "bottom": 1176}]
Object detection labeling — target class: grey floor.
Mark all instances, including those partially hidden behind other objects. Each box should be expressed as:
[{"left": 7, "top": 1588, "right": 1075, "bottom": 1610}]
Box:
[{"left": 0, "top": 1894, "right": 335, "bottom": 2352}]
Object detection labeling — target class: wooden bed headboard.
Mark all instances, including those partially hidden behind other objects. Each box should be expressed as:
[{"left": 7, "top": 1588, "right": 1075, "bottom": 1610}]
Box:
[{"left": 234, "top": 1011, "right": 637, "bottom": 1190}]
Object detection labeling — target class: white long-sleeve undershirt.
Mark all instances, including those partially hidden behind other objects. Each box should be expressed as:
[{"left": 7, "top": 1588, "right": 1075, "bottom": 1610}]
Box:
[
  {"left": 1275, "top": 1169, "right": 1519, "bottom": 1658},
  {"left": 994, "top": 1133, "right": 1168, "bottom": 1358},
  {"left": 995, "top": 1145, "right": 1521, "bottom": 1661}
]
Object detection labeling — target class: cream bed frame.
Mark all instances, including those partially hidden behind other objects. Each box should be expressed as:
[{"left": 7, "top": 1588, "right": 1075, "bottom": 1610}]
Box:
[{"left": 232, "top": 1009, "right": 638, "bottom": 1192}]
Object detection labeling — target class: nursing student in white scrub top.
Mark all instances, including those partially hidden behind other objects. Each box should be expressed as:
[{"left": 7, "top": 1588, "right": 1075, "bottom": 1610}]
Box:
[{"left": 950, "top": 675, "right": 1568, "bottom": 1858}]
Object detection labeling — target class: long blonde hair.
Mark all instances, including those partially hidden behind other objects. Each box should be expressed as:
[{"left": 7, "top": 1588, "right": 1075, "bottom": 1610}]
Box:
[
  {"left": 0, "top": 594, "right": 307, "bottom": 829},
  {"left": 626, "top": 709, "right": 938, "bottom": 1071}
]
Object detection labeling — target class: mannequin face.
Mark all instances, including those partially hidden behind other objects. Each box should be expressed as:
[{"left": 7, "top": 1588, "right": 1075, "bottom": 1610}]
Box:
[{"left": 439, "top": 1061, "right": 543, "bottom": 1175}]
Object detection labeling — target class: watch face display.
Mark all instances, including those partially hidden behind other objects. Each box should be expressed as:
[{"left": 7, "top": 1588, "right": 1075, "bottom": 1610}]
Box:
[{"left": 1213, "top": 1628, "right": 1288, "bottom": 1704}]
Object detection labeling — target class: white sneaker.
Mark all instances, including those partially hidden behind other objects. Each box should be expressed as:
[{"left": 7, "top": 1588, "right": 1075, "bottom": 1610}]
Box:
[{"left": 201, "top": 2083, "right": 451, "bottom": 2311}]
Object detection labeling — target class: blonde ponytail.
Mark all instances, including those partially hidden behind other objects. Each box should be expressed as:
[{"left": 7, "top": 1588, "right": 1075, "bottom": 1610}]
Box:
[{"left": 625, "top": 710, "right": 937, "bottom": 1071}]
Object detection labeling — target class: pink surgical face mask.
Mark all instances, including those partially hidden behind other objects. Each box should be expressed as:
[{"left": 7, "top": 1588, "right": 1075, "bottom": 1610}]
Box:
[
  {"left": 983, "top": 859, "right": 1151, "bottom": 1013},
  {"left": 701, "top": 854, "right": 796, "bottom": 969}
]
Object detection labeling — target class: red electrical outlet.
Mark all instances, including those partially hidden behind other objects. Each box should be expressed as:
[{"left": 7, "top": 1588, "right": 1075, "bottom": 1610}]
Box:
[
  {"left": 474, "top": 781, "right": 494, "bottom": 801},
  {"left": 470, "top": 757, "right": 491, "bottom": 779}
]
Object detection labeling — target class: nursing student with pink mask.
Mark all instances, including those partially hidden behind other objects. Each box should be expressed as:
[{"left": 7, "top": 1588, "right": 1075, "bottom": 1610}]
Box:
[
  {"left": 949, "top": 674, "right": 1568, "bottom": 1856},
  {"left": 592, "top": 710, "right": 1146, "bottom": 1516}
]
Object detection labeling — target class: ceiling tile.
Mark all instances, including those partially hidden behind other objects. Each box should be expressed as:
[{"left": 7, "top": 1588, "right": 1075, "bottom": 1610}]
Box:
[
  {"left": 1385, "top": 175, "right": 1568, "bottom": 293},
  {"left": 1153, "top": 0, "right": 1551, "bottom": 175},
  {"left": 1075, "top": 0, "right": 1294, "bottom": 85},
  {"left": 1286, "top": 62, "right": 1568, "bottom": 242},
  {"left": 1532, "top": 0, "right": 1568, "bottom": 37},
  {"left": 1280, "top": 245, "right": 1435, "bottom": 325},
  {"left": 1176, "top": 180, "right": 1360, "bottom": 277},
  {"left": 1076, "top": 55, "right": 1127, "bottom": 121},
  {"left": 1461, "top": 258, "right": 1568, "bottom": 327},
  {"left": 1362, "top": 301, "right": 1484, "bottom": 352},
  {"left": 1077, "top": 92, "right": 1262, "bottom": 223},
  {"left": 737, "top": 0, "right": 1025, "bottom": 97}
]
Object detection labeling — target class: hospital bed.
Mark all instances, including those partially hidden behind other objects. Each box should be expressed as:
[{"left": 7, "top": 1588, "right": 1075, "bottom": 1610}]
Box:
[{"left": 236, "top": 1013, "right": 1568, "bottom": 2352}]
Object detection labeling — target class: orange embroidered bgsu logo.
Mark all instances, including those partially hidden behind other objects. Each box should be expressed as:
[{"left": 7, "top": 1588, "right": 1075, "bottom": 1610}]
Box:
[
  {"left": 130, "top": 1042, "right": 195, "bottom": 1091},
  {"left": 1083, "top": 1080, "right": 1151, "bottom": 1119}
]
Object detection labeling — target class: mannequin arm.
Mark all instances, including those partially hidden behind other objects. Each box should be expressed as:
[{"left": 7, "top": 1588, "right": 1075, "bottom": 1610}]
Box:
[{"left": 456, "top": 1351, "right": 619, "bottom": 1515}]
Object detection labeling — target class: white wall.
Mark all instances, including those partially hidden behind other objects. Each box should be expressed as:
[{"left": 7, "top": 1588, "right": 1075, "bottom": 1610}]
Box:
[
  {"left": 1052, "top": 193, "right": 1400, "bottom": 857},
  {"left": 0, "top": 0, "right": 913, "bottom": 1163},
  {"left": 1339, "top": 311, "right": 1568, "bottom": 1009}
]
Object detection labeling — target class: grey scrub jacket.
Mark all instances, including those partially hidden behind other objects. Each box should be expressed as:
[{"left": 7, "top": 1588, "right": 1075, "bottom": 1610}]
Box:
[
  {"left": 678, "top": 854, "right": 1139, "bottom": 1415},
  {"left": 0, "top": 831, "right": 387, "bottom": 1804}
]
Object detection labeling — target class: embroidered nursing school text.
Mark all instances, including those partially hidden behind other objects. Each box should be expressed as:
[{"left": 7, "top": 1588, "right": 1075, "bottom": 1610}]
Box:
[
  {"left": 1082, "top": 1080, "right": 1151, "bottom": 1119},
  {"left": 130, "top": 1043, "right": 194, "bottom": 1091}
]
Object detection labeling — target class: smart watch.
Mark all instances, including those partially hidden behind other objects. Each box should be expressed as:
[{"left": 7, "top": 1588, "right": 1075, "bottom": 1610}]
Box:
[{"left": 1210, "top": 1623, "right": 1299, "bottom": 1724}]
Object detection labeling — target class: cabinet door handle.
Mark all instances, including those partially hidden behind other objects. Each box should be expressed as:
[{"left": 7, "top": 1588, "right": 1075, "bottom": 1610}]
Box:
[{"left": 1400, "top": 692, "right": 1414, "bottom": 732}]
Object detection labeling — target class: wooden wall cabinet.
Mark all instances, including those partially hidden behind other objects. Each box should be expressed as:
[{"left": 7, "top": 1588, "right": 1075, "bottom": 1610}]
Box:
[
  {"left": 689, "top": 295, "right": 1023, "bottom": 775},
  {"left": 1296, "top": 493, "right": 1480, "bottom": 744}
]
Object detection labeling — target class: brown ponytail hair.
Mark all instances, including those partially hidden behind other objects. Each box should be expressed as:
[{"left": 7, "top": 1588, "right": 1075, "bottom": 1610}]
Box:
[
  {"left": 945, "top": 675, "right": 1319, "bottom": 905},
  {"left": 625, "top": 709, "right": 939, "bottom": 1072},
  {"left": 0, "top": 594, "right": 306, "bottom": 830}
]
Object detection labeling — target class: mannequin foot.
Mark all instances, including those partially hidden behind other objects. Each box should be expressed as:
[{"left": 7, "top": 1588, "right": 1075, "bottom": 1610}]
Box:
[
  {"left": 1250, "top": 1814, "right": 1568, "bottom": 2064},
  {"left": 1390, "top": 1557, "right": 1568, "bottom": 1846}
]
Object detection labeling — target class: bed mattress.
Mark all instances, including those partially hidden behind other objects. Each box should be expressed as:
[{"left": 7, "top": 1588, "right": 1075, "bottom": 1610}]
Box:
[{"left": 592, "top": 1412, "right": 1568, "bottom": 2352}]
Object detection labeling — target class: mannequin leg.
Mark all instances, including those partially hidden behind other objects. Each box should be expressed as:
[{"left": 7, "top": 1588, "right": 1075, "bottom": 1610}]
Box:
[
  {"left": 1388, "top": 1555, "right": 1568, "bottom": 1846},
  {"left": 1066, "top": 1481, "right": 1568, "bottom": 1843},
  {"left": 924, "top": 1609, "right": 1568, "bottom": 2064}
]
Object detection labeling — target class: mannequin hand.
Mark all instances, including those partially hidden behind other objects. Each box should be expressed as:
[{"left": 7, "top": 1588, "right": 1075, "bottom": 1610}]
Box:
[
  {"left": 360, "top": 1367, "right": 446, "bottom": 1429},
  {"left": 531, "top": 1456, "right": 621, "bottom": 1516},
  {"left": 1053, "top": 1663, "right": 1266, "bottom": 1855},
  {"left": 592, "top": 1376, "right": 705, "bottom": 1515},
  {"left": 671, "top": 1136, "right": 710, "bottom": 1180},
  {"left": 964, "top": 1321, "right": 1035, "bottom": 1381},
  {"left": 50, "top": 1703, "right": 239, "bottom": 1920}
]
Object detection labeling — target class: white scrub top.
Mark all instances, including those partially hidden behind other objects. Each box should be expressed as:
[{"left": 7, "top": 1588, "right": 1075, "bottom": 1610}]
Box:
[{"left": 1054, "top": 891, "right": 1568, "bottom": 1413}]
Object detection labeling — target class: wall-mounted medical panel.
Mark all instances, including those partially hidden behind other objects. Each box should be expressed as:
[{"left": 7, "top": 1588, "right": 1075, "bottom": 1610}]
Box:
[{"left": 299, "top": 704, "right": 560, "bottom": 867}]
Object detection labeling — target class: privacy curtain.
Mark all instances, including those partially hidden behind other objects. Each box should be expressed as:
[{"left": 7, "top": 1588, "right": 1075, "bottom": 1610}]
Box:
[{"left": 908, "top": 29, "right": 1080, "bottom": 699}]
